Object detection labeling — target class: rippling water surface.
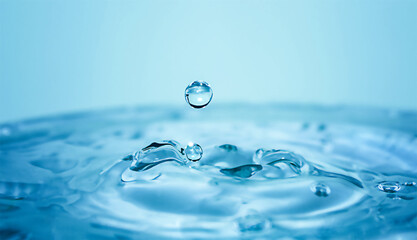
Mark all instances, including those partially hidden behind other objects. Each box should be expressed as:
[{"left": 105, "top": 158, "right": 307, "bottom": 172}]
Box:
[{"left": 1, "top": 105, "right": 417, "bottom": 239}]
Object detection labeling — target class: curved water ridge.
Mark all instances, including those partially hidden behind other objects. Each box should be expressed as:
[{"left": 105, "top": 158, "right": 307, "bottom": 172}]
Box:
[
  {"left": 0, "top": 106, "right": 417, "bottom": 239},
  {"left": 112, "top": 138, "right": 417, "bottom": 238}
]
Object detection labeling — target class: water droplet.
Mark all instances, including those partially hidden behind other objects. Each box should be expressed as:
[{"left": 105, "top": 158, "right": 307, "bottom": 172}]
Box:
[
  {"left": 253, "top": 148, "right": 265, "bottom": 162},
  {"left": 386, "top": 194, "right": 414, "bottom": 200},
  {"left": 184, "top": 81, "right": 213, "bottom": 108},
  {"left": 404, "top": 181, "right": 416, "bottom": 187},
  {"left": 185, "top": 143, "right": 203, "bottom": 161},
  {"left": 377, "top": 181, "right": 401, "bottom": 193},
  {"left": 311, "top": 183, "right": 331, "bottom": 197}
]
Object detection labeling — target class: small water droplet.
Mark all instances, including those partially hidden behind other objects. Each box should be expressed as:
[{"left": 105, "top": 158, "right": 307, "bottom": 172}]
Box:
[
  {"left": 253, "top": 148, "right": 265, "bottom": 162},
  {"left": 185, "top": 81, "right": 213, "bottom": 108},
  {"left": 377, "top": 181, "right": 401, "bottom": 193},
  {"left": 404, "top": 181, "right": 416, "bottom": 187},
  {"left": 185, "top": 143, "right": 203, "bottom": 161},
  {"left": 386, "top": 194, "right": 414, "bottom": 200},
  {"left": 311, "top": 183, "right": 331, "bottom": 197}
]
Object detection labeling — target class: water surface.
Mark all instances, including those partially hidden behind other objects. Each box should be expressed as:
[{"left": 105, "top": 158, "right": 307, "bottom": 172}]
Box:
[{"left": 1, "top": 104, "right": 417, "bottom": 239}]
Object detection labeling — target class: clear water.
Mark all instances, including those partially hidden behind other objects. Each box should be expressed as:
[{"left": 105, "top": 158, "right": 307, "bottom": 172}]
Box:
[{"left": 1, "top": 104, "right": 417, "bottom": 239}]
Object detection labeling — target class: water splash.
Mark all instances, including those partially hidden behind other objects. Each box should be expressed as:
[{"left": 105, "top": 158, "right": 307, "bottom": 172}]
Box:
[
  {"left": 1, "top": 105, "right": 417, "bottom": 239},
  {"left": 253, "top": 149, "right": 312, "bottom": 178},
  {"left": 121, "top": 141, "right": 187, "bottom": 182},
  {"left": 377, "top": 181, "right": 401, "bottom": 193}
]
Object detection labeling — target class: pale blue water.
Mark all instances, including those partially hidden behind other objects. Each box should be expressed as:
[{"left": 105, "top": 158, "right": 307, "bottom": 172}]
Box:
[{"left": 1, "top": 105, "right": 417, "bottom": 239}]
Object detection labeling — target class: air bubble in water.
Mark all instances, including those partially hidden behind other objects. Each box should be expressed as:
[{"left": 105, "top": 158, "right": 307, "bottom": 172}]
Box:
[
  {"left": 377, "top": 181, "right": 401, "bottom": 193},
  {"left": 185, "top": 81, "right": 213, "bottom": 108},
  {"left": 185, "top": 142, "right": 203, "bottom": 161},
  {"left": 311, "top": 183, "right": 331, "bottom": 197}
]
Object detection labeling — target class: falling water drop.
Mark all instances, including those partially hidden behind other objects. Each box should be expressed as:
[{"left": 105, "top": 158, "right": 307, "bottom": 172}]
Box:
[
  {"left": 185, "top": 142, "right": 203, "bottom": 161},
  {"left": 311, "top": 183, "right": 331, "bottom": 197},
  {"left": 185, "top": 81, "right": 213, "bottom": 108}
]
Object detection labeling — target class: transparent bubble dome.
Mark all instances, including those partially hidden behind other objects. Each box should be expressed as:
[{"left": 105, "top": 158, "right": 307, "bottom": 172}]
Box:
[{"left": 1, "top": 104, "right": 417, "bottom": 239}]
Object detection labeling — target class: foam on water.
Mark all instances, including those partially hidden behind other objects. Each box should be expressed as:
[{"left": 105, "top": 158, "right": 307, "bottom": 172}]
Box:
[{"left": 0, "top": 105, "right": 417, "bottom": 239}]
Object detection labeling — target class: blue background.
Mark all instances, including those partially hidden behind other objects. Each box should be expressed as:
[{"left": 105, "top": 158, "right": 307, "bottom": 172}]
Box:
[{"left": 1, "top": 0, "right": 416, "bottom": 122}]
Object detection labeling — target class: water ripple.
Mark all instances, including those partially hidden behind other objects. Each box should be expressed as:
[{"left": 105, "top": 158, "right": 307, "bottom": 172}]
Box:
[{"left": 1, "top": 105, "right": 416, "bottom": 239}]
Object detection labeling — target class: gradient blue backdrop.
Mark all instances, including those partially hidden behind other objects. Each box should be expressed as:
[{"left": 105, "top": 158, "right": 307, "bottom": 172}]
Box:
[{"left": 1, "top": 0, "right": 416, "bottom": 122}]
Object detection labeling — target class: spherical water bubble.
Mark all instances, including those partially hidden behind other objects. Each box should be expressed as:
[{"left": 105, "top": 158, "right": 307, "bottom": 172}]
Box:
[
  {"left": 185, "top": 81, "right": 213, "bottom": 108},
  {"left": 311, "top": 183, "right": 331, "bottom": 197},
  {"left": 377, "top": 181, "right": 401, "bottom": 193},
  {"left": 185, "top": 143, "right": 203, "bottom": 161}
]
